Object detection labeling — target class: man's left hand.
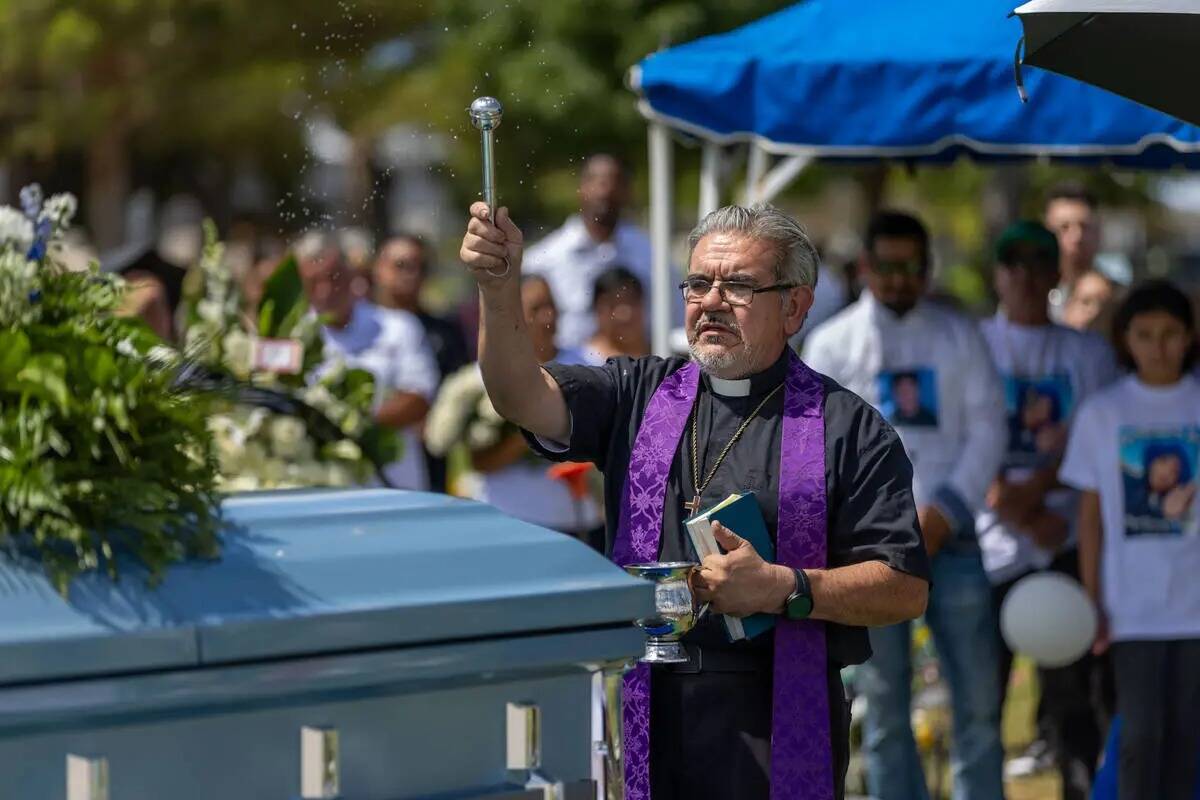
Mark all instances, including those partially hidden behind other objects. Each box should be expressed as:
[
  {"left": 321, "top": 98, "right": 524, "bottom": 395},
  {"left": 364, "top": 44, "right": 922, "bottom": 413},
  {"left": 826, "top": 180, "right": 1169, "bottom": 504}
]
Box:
[{"left": 690, "top": 523, "right": 794, "bottom": 616}]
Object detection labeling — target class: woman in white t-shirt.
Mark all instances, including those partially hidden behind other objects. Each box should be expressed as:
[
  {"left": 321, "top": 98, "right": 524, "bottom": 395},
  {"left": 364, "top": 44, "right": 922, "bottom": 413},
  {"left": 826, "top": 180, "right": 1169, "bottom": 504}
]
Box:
[{"left": 1059, "top": 280, "right": 1200, "bottom": 800}]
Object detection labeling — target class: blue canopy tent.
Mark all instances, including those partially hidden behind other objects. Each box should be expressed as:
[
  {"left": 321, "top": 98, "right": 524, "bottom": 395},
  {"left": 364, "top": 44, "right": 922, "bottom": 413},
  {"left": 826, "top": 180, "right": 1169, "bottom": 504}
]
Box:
[{"left": 628, "top": 0, "right": 1200, "bottom": 354}]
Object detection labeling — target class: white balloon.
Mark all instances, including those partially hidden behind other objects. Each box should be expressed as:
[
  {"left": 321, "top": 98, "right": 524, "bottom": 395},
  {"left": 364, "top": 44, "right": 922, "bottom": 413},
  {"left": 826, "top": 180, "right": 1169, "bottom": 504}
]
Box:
[{"left": 1000, "top": 572, "right": 1098, "bottom": 667}]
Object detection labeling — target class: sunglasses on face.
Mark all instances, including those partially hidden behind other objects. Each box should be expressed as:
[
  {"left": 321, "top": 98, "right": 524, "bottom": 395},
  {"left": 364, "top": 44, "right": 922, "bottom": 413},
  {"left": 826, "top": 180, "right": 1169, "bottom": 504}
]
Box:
[{"left": 870, "top": 259, "right": 925, "bottom": 277}]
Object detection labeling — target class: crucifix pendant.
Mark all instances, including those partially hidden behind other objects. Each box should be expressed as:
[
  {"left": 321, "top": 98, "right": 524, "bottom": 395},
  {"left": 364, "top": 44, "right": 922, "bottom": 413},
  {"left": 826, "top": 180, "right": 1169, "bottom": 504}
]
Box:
[{"left": 684, "top": 495, "right": 703, "bottom": 516}]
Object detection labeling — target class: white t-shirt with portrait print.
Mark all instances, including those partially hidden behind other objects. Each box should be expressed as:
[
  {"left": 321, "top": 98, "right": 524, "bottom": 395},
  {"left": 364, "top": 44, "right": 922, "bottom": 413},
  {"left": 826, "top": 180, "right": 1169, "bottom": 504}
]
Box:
[
  {"left": 1059, "top": 375, "right": 1200, "bottom": 642},
  {"left": 319, "top": 302, "right": 440, "bottom": 491},
  {"left": 975, "top": 315, "right": 1118, "bottom": 584}
]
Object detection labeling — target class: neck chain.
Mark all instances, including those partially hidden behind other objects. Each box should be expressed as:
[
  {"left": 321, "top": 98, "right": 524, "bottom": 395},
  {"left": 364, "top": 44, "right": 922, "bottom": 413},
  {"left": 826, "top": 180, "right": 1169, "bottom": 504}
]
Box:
[{"left": 684, "top": 381, "right": 784, "bottom": 516}]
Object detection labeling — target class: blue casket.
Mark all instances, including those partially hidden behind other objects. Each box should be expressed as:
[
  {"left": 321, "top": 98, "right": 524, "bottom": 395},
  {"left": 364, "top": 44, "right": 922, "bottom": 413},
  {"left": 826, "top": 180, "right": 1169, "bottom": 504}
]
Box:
[{"left": 0, "top": 489, "right": 652, "bottom": 799}]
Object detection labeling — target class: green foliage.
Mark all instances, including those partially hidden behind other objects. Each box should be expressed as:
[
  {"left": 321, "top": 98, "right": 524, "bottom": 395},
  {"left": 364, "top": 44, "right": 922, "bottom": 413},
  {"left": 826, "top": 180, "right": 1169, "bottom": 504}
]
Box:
[
  {"left": 257, "top": 255, "right": 305, "bottom": 340},
  {"left": 0, "top": 253, "right": 221, "bottom": 593},
  {"left": 344, "top": 0, "right": 795, "bottom": 222}
]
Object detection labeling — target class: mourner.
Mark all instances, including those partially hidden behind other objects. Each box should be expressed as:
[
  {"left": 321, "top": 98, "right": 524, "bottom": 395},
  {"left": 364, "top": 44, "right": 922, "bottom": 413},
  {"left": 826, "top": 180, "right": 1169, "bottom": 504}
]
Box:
[
  {"left": 977, "top": 221, "right": 1117, "bottom": 799},
  {"left": 460, "top": 201, "right": 930, "bottom": 800},
  {"left": 802, "top": 211, "right": 1008, "bottom": 800},
  {"left": 295, "top": 231, "right": 439, "bottom": 490}
]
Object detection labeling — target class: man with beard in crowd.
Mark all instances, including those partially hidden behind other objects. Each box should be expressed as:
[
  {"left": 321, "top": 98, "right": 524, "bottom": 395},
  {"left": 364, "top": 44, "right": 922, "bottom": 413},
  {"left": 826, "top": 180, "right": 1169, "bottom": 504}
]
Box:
[{"left": 523, "top": 154, "right": 652, "bottom": 350}]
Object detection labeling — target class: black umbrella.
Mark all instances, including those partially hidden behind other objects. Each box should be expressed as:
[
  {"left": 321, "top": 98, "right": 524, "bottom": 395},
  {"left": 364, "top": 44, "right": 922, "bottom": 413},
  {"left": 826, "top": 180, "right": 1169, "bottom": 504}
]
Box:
[{"left": 1014, "top": 0, "right": 1200, "bottom": 126}]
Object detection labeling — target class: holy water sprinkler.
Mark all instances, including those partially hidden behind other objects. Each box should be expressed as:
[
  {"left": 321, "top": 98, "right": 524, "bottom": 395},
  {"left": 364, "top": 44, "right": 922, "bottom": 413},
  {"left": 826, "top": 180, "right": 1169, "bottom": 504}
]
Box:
[{"left": 469, "top": 96, "right": 503, "bottom": 221}]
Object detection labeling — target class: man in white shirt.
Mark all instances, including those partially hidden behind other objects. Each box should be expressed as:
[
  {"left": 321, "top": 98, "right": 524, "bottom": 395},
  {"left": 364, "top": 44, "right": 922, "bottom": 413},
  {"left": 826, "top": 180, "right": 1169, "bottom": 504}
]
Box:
[
  {"left": 977, "top": 221, "right": 1118, "bottom": 798},
  {"left": 804, "top": 211, "right": 1008, "bottom": 800},
  {"left": 523, "top": 154, "right": 652, "bottom": 350},
  {"left": 1044, "top": 183, "right": 1117, "bottom": 329},
  {"left": 295, "top": 231, "right": 440, "bottom": 490}
]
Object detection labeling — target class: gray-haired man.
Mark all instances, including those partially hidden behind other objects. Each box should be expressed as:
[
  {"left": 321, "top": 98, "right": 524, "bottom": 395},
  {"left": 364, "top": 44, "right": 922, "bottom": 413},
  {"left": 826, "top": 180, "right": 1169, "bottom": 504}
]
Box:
[
  {"left": 459, "top": 202, "right": 930, "bottom": 799},
  {"left": 295, "top": 230, "right": 439, "bottom": 490}
]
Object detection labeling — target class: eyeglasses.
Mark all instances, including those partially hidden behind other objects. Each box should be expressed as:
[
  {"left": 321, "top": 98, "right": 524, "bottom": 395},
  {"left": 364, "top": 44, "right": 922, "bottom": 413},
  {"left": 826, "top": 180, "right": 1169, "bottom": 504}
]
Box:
[
  {"left": 870, "top": 259, "right": 925, "bottom": 277},
  {"left": 678, "top": 278, "right": 797, "bottom": 306}
]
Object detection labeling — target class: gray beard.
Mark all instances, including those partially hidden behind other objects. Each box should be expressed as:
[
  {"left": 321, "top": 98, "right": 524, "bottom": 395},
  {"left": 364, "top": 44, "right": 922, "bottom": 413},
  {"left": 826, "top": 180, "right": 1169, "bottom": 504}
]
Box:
[{"left": 689, "top": 339, "right": 758, "bottom": 379}]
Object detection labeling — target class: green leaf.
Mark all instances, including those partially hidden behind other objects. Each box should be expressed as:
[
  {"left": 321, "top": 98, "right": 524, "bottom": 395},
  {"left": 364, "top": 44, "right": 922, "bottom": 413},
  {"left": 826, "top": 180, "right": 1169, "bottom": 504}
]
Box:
[
  {"left": 84, "top": 346, "right": 117, "bottom": 386},
  {"left": 0, "top": 331, "right": 31, "bottom": 383},
  {"left": 257, "top": 254, "right": 304, "bottom": 338},
  {"left": 359, "top": 424, "right": 403, "bottom": 469},
  {"left": 16, "top": 354, "right": 70, "bottom": 410}
]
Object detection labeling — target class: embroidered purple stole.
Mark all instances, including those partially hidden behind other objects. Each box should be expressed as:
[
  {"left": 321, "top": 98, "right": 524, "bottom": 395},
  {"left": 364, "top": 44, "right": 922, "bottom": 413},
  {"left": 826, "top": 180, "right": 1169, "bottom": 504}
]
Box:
[{"left": 612, "top": 349, "right": 832, "bottom": 800}]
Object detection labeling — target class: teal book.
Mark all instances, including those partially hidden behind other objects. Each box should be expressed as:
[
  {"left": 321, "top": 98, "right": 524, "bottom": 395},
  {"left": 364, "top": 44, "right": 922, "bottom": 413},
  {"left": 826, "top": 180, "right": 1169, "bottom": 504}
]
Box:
[{"left": 684, "top": 491, "right": 777, "bottom": 642}]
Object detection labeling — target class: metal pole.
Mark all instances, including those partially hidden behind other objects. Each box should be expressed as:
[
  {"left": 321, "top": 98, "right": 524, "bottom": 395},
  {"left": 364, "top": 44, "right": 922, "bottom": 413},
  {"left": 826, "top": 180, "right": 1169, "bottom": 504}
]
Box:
[
  {"left": 698, "top": 141, "right": 722, "bottom": 220},
  {"left": 743, "top": 143, "right": 769, "bottom": 205},
  {"left": 755, "top": 155, "right": 813, "bottom": 205},
  {"left": 649, "top": 121, "right": 674, "bottom": 358}
]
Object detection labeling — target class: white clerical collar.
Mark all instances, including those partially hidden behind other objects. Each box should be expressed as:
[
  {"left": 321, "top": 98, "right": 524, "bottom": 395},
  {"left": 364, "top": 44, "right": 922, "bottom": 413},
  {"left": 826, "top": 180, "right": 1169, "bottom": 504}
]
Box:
[{"left": 709, "top": 375, "right": 751, "bottom": 397}]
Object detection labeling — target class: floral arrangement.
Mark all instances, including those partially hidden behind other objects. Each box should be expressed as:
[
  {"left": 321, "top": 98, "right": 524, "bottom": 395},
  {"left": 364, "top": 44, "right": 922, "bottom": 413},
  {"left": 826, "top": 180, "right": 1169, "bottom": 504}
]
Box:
[
  {"left": 425, "top": 364, "right": 602, "bottom": 508},
  {"left": 424, "top": 363, "right": 523, "bottom": 460},
  {"left": 183, "top": 224, "right": 399, "bottom": 492},
  {"left": 0, "top": 186, "right": 221, "bottom": 592}
]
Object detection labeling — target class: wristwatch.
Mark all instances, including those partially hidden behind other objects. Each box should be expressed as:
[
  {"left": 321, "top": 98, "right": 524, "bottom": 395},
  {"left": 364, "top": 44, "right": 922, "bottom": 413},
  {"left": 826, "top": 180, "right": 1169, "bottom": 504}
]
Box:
[{"left": 784, "top": 567, "right": 814, "bottom": 620}]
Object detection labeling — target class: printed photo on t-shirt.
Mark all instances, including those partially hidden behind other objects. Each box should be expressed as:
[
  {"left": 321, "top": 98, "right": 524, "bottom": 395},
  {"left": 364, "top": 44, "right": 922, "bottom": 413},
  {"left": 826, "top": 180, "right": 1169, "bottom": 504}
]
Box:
[
  {"left": 1120, "top": 426, "right": 1200, "bottom": 537},
  {"left": 877, "top": 368, "right": 939, "bottom": 428},
  {"left": 1005, "top": 374, "right": 1073, "bottom": 467}
]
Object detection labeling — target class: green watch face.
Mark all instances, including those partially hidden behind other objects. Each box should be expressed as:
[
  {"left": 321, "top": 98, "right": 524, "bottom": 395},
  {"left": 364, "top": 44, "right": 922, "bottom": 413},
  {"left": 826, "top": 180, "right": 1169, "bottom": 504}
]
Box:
[{"left": 786, "top": 593, "right": 813, "bottom": 620}]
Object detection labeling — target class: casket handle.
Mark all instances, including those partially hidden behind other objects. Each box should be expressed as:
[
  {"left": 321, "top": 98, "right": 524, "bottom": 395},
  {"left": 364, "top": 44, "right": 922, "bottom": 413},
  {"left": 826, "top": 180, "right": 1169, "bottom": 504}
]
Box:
[
  {"left": 66, "top": 754, "right": 109, "bottom": 800},
  {"left": 300, "top": 725, "right": 340, "bottom": 799}
]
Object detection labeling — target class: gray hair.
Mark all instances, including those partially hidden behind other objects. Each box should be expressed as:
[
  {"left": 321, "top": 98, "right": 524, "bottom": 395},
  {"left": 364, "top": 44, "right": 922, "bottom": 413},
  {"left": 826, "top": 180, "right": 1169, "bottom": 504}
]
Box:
[
  {"left": 293, "top": 229, "right": 344, "bottom": 263},
  {"left": 686, "top": 203, "right": 819, "bottom": 288}
]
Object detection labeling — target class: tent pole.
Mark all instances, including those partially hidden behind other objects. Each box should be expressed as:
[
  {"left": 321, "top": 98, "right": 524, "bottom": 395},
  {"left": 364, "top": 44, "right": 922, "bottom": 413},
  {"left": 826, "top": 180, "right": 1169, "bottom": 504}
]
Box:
[
  {"left": 756, "top": 155, "right": 813, "bottom": 205},
  {"left": 743, "top": 144, "right": 770, "bottom": 204},
  {"left": 698, "top": 142, "right": 722, "bottom": 219},
  {"left": 649, "top": 121, "right": 674, "bottom": 358}
]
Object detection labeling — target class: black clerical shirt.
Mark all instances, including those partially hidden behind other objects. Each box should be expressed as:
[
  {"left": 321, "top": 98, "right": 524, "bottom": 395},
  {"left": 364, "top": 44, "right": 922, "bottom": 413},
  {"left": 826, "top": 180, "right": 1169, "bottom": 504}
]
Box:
[{"left": 525, "top": 349, "right": 930, "bottom": 668}]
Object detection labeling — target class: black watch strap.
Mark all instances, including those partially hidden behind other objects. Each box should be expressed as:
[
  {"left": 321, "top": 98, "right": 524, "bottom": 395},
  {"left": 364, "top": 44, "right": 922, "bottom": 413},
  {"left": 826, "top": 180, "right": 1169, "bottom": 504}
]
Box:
[{"left": 784, "top": 567, "right": 814, "bottom": 620}]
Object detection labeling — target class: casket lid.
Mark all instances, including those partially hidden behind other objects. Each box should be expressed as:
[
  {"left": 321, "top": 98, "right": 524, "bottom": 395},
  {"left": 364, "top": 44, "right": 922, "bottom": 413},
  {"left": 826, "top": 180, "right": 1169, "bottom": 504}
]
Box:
[{"left": 0, "top": 489, "right": 653, "bottom": 685}]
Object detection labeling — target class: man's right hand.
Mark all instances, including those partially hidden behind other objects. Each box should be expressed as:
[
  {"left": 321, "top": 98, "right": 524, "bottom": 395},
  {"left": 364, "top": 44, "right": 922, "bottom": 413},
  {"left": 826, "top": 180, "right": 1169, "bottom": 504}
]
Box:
[{"left": 460, "top": 202, "right": 524, "bottom": 289}]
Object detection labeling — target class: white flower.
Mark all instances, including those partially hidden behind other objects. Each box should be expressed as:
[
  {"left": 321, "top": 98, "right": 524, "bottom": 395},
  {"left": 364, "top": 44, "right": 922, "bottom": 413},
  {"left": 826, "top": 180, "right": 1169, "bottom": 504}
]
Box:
[
  {"left": 221, "top": 475, "right": 263, "bottom": 493},
  {"left": 0, "top": 249, "right": 39, "bottom": 327},
  {"left": 267, "top": 415, "right": 307, "bottom": 459},
  {"left": 40, "top": 194, "right": 77, "bottom": 230},
  {"left": 234, "top": 406, "right": 269, "bottom": 438},
  {"left": 0, "top": 207, "right": 34, "bottom": 253},
  {"left": 325, "top": 463, "right": 355, "bottom": 487},
  {"left": 115, "top": 338, "right": 138, "bottom": 358},
  {"left": 466, "top": 418, "right": 502, "bottom": 450},
  {"left": 326, "top": 439, "right": 362, "bottom": 461},
  {"left": 318, "top": 358, "right": 347, "bottom": 386},
  {"left": 221, "top": 329, "right": 254, "bottom": 379},
  {"left": 300, "top": 384, "right": 336, "bottom": 414},
  {"left": 147, "top": 345, "right": 178, "bottom": 365},
  {"left": 184, "top": 325, "right": 219, "bottom": 363},
  {"left": 197, "top": 299, "right": 224, "bottom": 325}
]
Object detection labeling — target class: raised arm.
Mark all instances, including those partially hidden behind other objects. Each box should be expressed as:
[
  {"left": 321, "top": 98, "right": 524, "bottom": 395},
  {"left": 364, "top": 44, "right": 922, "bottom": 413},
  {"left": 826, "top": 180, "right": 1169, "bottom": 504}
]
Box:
[{"left": 459, "top": 202, "right": 570, "bottom": 442}]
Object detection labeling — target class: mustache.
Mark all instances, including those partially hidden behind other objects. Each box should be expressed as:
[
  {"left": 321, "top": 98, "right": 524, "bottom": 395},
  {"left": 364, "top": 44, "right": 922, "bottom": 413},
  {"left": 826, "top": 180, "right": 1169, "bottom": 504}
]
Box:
[{"left": 693, "top": 313, "right": 741, "bottom": 336}]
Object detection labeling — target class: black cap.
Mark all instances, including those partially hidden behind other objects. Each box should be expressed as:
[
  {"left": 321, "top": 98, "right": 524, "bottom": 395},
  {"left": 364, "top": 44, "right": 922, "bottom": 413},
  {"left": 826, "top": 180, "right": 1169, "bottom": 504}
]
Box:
[{"left": 995, "top": 220, "right": 1059, "bottom": 267}]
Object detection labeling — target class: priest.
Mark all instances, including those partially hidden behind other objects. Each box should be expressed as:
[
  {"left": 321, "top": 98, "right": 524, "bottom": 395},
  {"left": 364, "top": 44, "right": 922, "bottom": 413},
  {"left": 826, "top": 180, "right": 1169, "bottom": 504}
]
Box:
[{"left": 460, "top": 201, "right": 931, "bottom": 800}]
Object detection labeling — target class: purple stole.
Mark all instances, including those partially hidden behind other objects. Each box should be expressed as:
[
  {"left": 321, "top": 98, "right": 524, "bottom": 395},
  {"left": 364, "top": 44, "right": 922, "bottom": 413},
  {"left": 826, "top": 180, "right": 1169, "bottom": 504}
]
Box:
[{"left": 612, "top": 349, "right": 833, "bottom": 800}]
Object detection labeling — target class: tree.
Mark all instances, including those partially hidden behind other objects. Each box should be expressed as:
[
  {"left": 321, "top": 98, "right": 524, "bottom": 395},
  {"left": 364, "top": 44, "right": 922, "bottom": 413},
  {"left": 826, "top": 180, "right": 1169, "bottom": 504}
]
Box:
[
  {"left": 354, "top": 0, "right": 793, "bottom": 228},
  {"left": 0, "top": 0, "right": 430, "bottom": 248}
]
